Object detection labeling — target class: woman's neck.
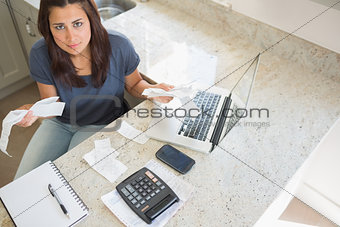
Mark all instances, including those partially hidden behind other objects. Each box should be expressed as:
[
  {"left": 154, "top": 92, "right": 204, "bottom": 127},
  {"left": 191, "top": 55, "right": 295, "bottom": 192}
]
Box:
[{"left": 71, "top": 45, "right": 92, "bottom": 76}]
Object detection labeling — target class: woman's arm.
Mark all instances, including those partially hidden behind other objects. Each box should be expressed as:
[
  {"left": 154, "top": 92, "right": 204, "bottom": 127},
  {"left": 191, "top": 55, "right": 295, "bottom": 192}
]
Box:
[
  {"left": 36, "top": 82, "right": 58, "bottom": 99},
  {"left": 125, "top": 69, "right": 174, "bottom": 103},
  {"left": 16, "top": 82, "right": 58, "bottom": 127}
]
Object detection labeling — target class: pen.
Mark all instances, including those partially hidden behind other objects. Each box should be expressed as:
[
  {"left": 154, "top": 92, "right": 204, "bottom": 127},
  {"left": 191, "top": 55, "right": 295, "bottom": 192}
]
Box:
[{"left": 48, "top": 184, "right": 70, "bottom": 218}]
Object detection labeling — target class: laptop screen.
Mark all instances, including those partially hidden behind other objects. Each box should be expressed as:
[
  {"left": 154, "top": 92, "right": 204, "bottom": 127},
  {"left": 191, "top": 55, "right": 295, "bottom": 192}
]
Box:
[{"left": 221, "top": 54, "right": 260, "bottom": 140}]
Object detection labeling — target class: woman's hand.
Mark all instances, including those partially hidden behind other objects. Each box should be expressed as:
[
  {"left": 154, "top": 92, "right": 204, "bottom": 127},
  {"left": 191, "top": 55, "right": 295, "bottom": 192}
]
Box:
[
  {"left": 125, "top": 69, "right": 174, "bottom": 103},
  {"left": 149, "top": 83, "right": 175, "bottom": 103},
  {"left": 16, "top": 104, "right": 39, "bottom": 127}
]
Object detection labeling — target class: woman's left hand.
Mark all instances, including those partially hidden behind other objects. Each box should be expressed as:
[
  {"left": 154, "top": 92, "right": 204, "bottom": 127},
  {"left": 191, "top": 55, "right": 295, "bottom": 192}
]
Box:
[{"left": 149, "top": 83, "right": 174, "bottom": 103}]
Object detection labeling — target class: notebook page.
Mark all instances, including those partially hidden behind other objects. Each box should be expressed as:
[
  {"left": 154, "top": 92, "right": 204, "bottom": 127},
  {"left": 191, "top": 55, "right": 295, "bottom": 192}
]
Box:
[{"left": 0, "top": 161, "right": 88, "bottom": 227}]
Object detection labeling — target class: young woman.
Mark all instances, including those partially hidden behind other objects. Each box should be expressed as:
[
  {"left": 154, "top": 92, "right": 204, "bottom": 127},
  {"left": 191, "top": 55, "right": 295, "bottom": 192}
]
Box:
[{"left": 15, "top": 0, "right": 173, "bottom": 178}]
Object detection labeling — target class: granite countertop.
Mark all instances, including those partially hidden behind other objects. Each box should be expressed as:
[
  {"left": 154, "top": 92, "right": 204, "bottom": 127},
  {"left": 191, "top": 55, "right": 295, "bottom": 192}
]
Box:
[{"left": 1, "top": 0, "right": 340, "bottom": 226}]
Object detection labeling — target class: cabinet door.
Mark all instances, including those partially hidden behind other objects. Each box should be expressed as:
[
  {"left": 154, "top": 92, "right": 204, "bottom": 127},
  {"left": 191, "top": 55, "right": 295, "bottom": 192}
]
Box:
[
  {"left": 0, "top": 2, "right": 29, "bottom": 90},
  {"left": 13, "top": 11, "right": 40, "bottom": 57},
  {"left": 10, "top": 0, "right": 41, "bottom": 57}
]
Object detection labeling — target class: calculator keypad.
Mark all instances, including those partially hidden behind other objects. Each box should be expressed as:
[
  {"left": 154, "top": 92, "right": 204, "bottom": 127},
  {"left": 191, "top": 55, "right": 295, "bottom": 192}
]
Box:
[
  {"left": 120, "top": 170, "right": 165, "bottom": 210},
  {"left": 116, "top": 167, "right": 179, "bottom": 224}
]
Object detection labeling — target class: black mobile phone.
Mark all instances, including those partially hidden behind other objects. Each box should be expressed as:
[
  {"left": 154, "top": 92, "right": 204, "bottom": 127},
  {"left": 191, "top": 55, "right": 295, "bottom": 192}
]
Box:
[{"left": 156, "top": 145, "right": 195, "bottom": 174}]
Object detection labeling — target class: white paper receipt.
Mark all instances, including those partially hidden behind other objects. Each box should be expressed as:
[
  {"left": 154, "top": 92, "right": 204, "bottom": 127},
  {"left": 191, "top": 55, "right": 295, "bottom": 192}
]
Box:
[
  {"left": 83, "top": 138, "right": 127, "bottom": 183},
  {"left": 142, "top": 81, "right": 196, "bottom": 99},
  {"left": 0, "top": 97, "right": 65, "bottom": 157},
  {"left": 142, "top": 82, "right": 200, "bottom": 117},
  {"left": 101, "top": 159, "right": 194, "bottom": 227},
  {"left": 117, "top": 120, "right": 149, "bottom": 144}
]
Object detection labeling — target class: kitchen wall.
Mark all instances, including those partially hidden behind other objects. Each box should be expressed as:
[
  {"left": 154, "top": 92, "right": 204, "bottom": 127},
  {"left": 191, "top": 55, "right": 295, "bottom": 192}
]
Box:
[{"left": 226, "top": 0, "right": 340, "bottom": 54}]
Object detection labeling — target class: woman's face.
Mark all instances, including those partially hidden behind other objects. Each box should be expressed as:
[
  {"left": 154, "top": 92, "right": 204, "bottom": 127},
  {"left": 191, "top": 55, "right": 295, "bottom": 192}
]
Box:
[{"left": 49, "top": 3, "right": 91, "bottom": 57}]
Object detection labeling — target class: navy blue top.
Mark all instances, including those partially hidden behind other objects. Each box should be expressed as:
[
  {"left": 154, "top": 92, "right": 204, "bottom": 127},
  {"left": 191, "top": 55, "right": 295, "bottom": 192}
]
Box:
[{"left": 29, "top": 30, "right": 140, "bottom": 126}]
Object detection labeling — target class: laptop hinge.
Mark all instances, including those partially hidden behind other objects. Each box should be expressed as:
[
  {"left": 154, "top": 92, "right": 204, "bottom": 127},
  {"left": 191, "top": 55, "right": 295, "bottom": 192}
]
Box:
[{"left": 209, "top": 94, "right": 232, "bottom": 152}]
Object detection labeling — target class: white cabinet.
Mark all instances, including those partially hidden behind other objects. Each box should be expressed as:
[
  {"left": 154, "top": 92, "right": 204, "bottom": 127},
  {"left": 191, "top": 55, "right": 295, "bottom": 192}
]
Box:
[
  {"left": 0, "top": 2, "right": 29, "bottom": 92},
  {"left": 0, "top": 0, "right": 42, "bottom": 99},
  {"left": 10, "top": 0, "right": 41, "bottom": 59}
]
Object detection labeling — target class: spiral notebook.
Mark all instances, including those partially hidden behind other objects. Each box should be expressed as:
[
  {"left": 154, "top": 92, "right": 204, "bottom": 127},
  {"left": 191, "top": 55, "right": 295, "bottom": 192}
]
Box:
[{"left": 0, "top": 161, "right": 89, "bottom": 227}]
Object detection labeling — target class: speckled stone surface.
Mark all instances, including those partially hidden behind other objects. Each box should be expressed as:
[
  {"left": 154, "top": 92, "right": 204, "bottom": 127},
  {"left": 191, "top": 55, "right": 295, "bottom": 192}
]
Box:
[
  {"left": 152, "top": 0, "right": 340, "bottom": 80},
  {"left": 1, "top": 0, "right": 340, "bottom": 226}
]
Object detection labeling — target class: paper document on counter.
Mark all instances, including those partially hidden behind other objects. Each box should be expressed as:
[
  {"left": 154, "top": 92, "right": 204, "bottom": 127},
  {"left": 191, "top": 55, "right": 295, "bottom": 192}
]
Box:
[
  {"left": 101, "top": 159, "right": 194, "bottom": 227},
  {"left": 116, "top": 120, "right": 149, "bottom": 144},
  {"left": 83, "top": 138, "right": 126, "bottom": 183},
  {"left": 0, "top": 97, "right": 65, "bottom": 157},
  {"left": 94, "top": 138, "right": 120, "bottom": 157}
]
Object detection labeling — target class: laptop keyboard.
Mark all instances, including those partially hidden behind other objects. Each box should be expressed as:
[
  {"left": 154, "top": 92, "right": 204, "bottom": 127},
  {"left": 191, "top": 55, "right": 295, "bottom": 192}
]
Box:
[{"left": 178, "top": 91, "right": 221, "bottom": 141}]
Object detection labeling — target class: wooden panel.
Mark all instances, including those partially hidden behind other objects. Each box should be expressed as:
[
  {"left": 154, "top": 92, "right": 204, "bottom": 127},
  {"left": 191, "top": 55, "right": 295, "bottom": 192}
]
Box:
[{"left": 280, "top": 197, "right": 336, "bottom": 227}]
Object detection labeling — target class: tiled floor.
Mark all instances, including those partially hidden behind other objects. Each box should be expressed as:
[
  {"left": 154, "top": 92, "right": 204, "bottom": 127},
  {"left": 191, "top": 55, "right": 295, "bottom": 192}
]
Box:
[{"left": 0, "top": 83, "right": 40, "bottom": 187}]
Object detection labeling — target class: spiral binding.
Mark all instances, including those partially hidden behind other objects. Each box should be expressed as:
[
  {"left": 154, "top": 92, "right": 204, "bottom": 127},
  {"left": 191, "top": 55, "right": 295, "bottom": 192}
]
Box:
[{"left": 49, "top": 162, "right": 89, "bottom": 212}]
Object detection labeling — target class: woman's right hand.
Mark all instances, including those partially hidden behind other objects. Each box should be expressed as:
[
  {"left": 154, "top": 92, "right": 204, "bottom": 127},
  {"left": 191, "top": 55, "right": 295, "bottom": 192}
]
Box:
[{"left": 16, "top": 104, "right": 39, "bottom": 127}]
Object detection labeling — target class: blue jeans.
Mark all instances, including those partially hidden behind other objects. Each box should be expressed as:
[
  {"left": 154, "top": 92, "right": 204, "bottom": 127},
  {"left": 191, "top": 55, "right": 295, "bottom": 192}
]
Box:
[{"left": 15, "top": 118, "right": 105, "bottom": 179}]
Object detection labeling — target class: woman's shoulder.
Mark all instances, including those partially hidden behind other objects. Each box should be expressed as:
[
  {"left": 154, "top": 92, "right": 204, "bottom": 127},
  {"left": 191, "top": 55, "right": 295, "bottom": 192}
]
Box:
[
  {"left": 30, "top": 38, "right": 48, "bottom": 58},
  {"left": 107, "top": 29, "right": 133, "bottom": 48}
]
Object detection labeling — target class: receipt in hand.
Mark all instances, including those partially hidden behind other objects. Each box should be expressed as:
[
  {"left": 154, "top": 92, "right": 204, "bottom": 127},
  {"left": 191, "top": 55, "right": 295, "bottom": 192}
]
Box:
[
  {"left": 0, "top": 97, "right": 65, "bottom": 157},
  {"left": 142, "top": 82, "right": 200, "bottom": 117},
  {"left": 142, "top": 81, "right": 196, "bottom": 99}
]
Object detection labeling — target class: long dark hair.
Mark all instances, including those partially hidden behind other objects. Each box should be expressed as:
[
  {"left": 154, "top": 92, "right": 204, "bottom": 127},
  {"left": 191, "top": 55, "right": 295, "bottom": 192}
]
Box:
[{"left": 38, "top": 0, "right": 111, "bottom": 88}]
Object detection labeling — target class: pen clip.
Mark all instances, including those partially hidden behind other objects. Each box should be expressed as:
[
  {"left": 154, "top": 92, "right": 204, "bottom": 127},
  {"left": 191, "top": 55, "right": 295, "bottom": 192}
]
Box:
[
  {"left": 48, "top": 184, "right": 55, "bottom": 197},
  {"left": 48, "top": 183, "right": 70, "bottom": 218}
]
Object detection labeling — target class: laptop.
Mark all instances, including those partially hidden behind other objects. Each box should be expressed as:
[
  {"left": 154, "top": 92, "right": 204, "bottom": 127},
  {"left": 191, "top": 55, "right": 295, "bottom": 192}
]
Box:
[{"left": 146, "top": 54, "right": 261, "bottom": 153}]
